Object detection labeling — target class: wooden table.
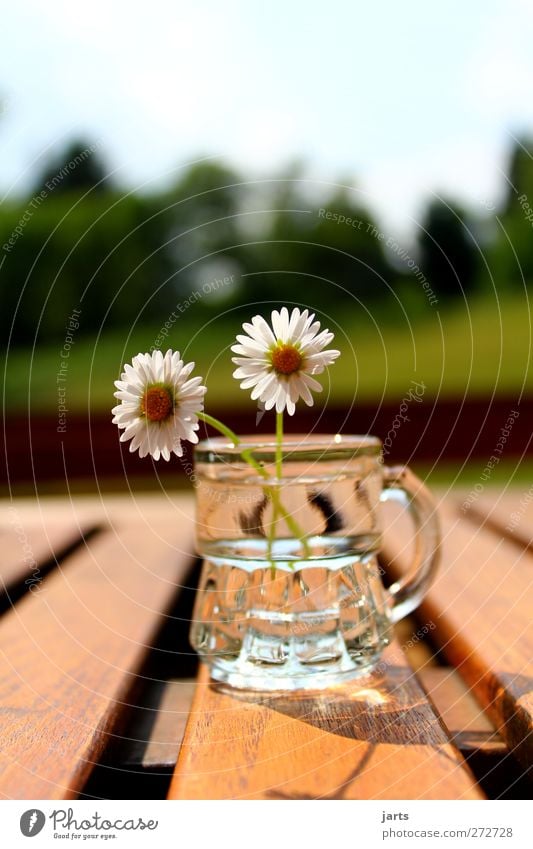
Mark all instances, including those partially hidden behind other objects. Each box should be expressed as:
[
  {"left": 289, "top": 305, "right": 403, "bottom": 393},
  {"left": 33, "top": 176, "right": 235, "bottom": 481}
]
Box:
[{"left": 0, "top": 489, "right": 531, "bottom": 800}]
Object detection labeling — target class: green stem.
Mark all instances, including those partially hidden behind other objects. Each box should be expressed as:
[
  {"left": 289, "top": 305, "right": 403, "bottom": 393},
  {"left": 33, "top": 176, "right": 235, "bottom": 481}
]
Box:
[
  {"left": 198, "top": 412, "right": 268, "bottom": 479},
  {"left": 274, "top": 498, "right": 307, "bottom": 548},
  {"left": 197, "top": 412, "right": 239, "bottom": 446},
  {"left": 275, "top": 410, "right": 283, "bottom": 479},
  {"left": 268, "top": 411, "right": 284, "bottom": 575},
  {"left": 197, "top": 409, "right": 310, "bottom": 562},
  {"left": 266, "top": 495, "right": 279, "bottom": 578}
]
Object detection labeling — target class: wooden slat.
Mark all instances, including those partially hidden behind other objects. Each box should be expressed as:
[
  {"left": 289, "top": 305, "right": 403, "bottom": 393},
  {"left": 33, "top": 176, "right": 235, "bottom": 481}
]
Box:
[
  {"left": 381, "top": 501, "right": 533, "bottom": 770},
  {"left": 121, "top": 617, "right": 436, "bottom": 774},
  {"left": 394, "top": 616, "right": 437, "bottom": 671},
  {"left": 459, "top": 491, "right": 533, "bottom": 552},
  {"left": 0, "top": 515, "right": 93, "bottom": 601},
  {"left": 120, "top": 679, "right": 197, "bottom": 770},
  {"left": 119, "top": 616, "right": 435, "bottom": 774},
  {"left": 168, "top": 647, "right": 483, "bottom": 800},
  {"left": 417, "top": 668, "right": 504, "bottom": 755},
  {"left": 0, "top": 513, "right": 195, "bottom": 799}
]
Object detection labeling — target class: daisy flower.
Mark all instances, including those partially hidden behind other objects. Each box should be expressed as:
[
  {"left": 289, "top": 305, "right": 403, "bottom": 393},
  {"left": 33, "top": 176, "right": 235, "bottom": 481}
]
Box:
[
  {"left": 231, "top": 307, "right": 340, "bottom": 415},
  {"left": 112, "top": 350, "right": 206, "bottom": 461}
]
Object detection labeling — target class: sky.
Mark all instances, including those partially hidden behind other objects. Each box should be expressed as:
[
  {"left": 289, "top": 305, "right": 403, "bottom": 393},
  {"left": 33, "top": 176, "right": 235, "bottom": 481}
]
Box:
[{"left": 1, "top": 0, "right": 533, "bottom": 235}]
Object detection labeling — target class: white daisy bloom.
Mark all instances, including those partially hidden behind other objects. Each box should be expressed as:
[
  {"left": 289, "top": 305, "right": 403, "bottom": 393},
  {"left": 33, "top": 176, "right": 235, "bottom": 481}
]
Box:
[
  {"left": 112, "top": 350, "right": 206, "bottom": 461},
  {"left": 231, "top": 307, "right": 340, "bottom": 415}
]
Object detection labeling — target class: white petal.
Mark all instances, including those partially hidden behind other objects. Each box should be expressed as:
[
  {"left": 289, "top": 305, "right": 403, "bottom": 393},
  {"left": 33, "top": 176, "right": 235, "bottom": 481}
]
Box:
[
  {"left": 232, "top": 336, "right": 269, "bottom": 355},
  {"left": 288, "top": 376, "right": 301, "bottom": 404},
  {"left": 113, "top": 409, "right": 140, "bottom": 427},
  {"left": 114, "top": 380, "right": 143, "bottom": 398},
  {"left": 179, "top": 375, "right": 205, "bottom": 393},
  {"left": 305, "top": 350, "right": 340, "bottom": 373},
  {"left": 130, "top": 426, "right": 148, "bottom": 454},
  {"left": 232, "top": 309, "right": 340, "bottom": 409},
  {"left": 178, "top": 360, "right": 195, "bottom": 381},
  {"left": 275, "top": 384, "right": 289, "bottom": 413},
  {"left": 288, "top": 307, "right": 303, "bottom": 337},
  {"left": 123, "top": 363, "right": 145, "bottom": 387},
  {"left": 151, "top": 349, "right": 163, "bottom": 379},
  {"left": 293, "top": 375, "right": 314, "bottom": 406},
  {"left": 271, "top": 308, "right": 286, "bottom": 341},
  {"left": 113, "top": 389, "right": 140, "bottom": 402},
  {"left": 132, "top": 354, "right": 154, "bottom": 385},
  {"left": 307, "top": 328, "right": 334, "bottom": 350},
  {"left": 242, "top": 316, "right": 276, "bottom": 347},
  {"left": 112, "top": 350, "right": 205, "bottom": 460},
  {"left": 255, "top": 371, "right": 277, "bottom": 397},
  {"left": 301, "top": 372, "right": 323, "bottom": 393},
  {"left": 285, "top": 397, "right": 296, "bottom": 416},
  {"left": 232, "top": 356, "right": 269, "bottom": 368},
  {"left": 291, "top": 309, "right": 314, "bottom": 342},
  {"left": 240, "top": 374, "right": 265, "bottom": 391},
  {"left": 300, "top": 321, "right": 334, "bottom": 354},
  {"left": 260, "top": 378, "right": 279, "bottom": 404},
  {"left": 232, "top": 365, "right": 266, "bottom": 379},
  {"left": 250, "top": 371, "right": 276, "bottom": 399},
  {"left": 171, "top": 436, "right": 184, "bottom": 456}
]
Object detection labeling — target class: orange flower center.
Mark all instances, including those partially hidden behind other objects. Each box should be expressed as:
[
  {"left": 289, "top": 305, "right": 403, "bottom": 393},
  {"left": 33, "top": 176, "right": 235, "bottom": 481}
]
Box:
[
  {"left": 141, "top": 386, "right": 174, "bottom": 422},
  {"left": 271, "top": 343, "right": 303, "bottom": 375}
]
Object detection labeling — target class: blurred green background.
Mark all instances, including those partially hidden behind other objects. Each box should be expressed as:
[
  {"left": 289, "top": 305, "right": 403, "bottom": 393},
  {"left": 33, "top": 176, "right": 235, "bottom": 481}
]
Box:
[{"left": 1, "top": 140, "right": 532, "bottom": 413}]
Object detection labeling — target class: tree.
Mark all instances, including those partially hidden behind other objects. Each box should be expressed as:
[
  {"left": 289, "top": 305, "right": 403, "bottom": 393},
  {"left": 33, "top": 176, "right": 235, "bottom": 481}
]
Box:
[
  {"left": 488, "top": 138, "right": 533, "bottom": 288},
  {"left": 247, "top": 178, "right": 392, "bottom": 311},
  {"left": 0, "top": 192, "right": 172, "bottom": 346},
  {"left": 504, "top": 138, "right": 533, "bottom": 210},
  {"left": 418, "top": 199, "right": 478, "bottom": 298},
  {"left": 159, "top": 160, "right": 245, "bottom": 298},
  {"left": 32, "top": 138, "right": 110, "bottom": 195}
]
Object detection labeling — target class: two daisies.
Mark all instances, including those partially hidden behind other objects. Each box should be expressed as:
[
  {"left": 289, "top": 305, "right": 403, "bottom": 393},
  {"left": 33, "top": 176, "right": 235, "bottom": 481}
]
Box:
[{"left": 112, "top": 307, "right": 340, "bottom": 461}]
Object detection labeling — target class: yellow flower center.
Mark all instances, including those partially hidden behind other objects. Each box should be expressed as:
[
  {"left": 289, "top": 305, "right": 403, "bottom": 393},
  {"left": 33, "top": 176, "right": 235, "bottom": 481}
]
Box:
[
  {"left": 271, "top": 343, "right": 303, "bottom": 375},
  {"left": 141, "top": 385, "right": 174, "bottom": 422}
]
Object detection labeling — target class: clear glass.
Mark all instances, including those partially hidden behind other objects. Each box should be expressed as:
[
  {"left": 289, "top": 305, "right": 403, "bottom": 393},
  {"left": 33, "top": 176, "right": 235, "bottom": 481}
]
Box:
[{"left": 190, "top": 434, "right": 440, "bottom": 691}]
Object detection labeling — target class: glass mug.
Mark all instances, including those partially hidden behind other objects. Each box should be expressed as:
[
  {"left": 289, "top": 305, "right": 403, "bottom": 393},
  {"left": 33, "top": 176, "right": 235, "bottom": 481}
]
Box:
[{"left": 190, "top": 435, "right": 440, "bottom": 691}]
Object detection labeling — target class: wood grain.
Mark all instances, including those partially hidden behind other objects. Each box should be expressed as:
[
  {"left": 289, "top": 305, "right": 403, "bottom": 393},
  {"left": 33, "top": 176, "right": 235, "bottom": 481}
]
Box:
[
  {"left": 381, "top": 503, "right": 533, "bottom": 770},
  {"left": 417, "top": 667, "right": 504, "bottom": 755},
  {"left": 168, "top": 649, "right": 483, "bottom": 800},
  {"left": 458, "top": 491, "right": 533, "bottom": 552},
  {"left": 120, "top": 679, "right": 197, "bottom": 769},
  {"left": 0, "top": 512, "right": 195, "bottom": 799},
  {"left": 0, "top": 514, "right": 93, "bottom": 602}
]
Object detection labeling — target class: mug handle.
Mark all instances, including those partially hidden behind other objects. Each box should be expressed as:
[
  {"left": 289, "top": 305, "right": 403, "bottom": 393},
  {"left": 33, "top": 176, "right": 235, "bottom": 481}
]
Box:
[{"left": 379, "top": 465, "right": 441, "bottom": 624}]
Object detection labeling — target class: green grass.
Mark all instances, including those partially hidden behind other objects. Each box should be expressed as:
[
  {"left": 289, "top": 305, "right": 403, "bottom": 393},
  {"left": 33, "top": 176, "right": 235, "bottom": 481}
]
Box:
[
  {"left": 2, "top": 293, "right": 532, "bottom": 412},
  {"left": 416, "top": 457, "right": 533, "bottom": 488}
]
